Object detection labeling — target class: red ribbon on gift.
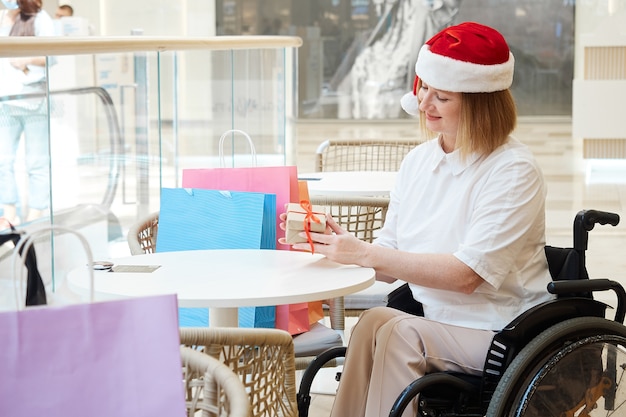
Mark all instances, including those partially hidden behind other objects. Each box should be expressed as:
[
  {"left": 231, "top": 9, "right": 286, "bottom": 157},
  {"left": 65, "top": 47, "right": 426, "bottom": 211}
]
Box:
[{"left": 300, "top": 200, "right": 322, "bottom": 253}]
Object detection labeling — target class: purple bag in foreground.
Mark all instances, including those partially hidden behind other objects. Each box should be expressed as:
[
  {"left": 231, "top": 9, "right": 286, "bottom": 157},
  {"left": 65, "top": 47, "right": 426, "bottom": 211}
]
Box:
[{"left": 0, "top": 294, "right": 185, "bottom": 417}]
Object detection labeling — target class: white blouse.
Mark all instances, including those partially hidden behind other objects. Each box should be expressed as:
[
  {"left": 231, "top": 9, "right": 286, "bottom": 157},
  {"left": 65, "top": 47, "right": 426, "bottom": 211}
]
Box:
[{"left": 375, "top": 136, "right": 554, "bottom": 330}]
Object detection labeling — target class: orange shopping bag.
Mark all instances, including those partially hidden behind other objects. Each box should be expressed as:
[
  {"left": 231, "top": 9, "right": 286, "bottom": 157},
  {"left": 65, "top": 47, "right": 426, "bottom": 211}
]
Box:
[{"left": 297, "top": 179, "right": 325, "bottom": 325}]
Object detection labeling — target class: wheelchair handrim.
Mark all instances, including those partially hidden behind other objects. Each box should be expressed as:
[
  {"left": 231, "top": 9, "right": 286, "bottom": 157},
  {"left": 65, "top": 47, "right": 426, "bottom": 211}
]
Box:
[{"left": 514, "top": 334, "right": 626, "bottom": 416}]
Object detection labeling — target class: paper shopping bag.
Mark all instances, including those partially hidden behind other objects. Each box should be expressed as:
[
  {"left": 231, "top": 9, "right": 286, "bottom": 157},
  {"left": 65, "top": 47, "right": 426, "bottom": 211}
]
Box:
[
  {"left": 298, "top": 180, "right": 310, "bottom": 201},
  {"left": 276, "top": 303, "right": 311, "bottom": 336},
  {"left": 157, "top": 188, "right": 277, "bottom": 328},
  {"left": 0, "top": 294, "right": 185, "bottom": 417},
  {"left": 239, "top": 304, "right": 276, "bottom": 328},
  {"left": 296, "top": 180, "right": 325, "bottom": 325},
  {"left": 179, "top": 307, "right": 276, "bottom": 328},
  {"left": 157, "top": 188, "right": 276, "bottom": 252},
  {"left": 273, "top": 180, "right": 315, "bottom": 335},
  {"left": 308, "top": 300, "right": 324, "bottom": 324},
  {"left": 182, "top": 165, "right": 299, "bottom": 251},
  {"left": 0, "top": 226, "right": 47, "bottom": 307}
]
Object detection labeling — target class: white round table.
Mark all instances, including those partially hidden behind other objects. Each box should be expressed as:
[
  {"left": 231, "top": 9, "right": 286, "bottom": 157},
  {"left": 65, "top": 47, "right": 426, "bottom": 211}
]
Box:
[
  {"left": 299, "top": 171, "right": 397, "bottom": 196},
  {"left": 67, "top": 249, "right": 375, "bottom": 327}
]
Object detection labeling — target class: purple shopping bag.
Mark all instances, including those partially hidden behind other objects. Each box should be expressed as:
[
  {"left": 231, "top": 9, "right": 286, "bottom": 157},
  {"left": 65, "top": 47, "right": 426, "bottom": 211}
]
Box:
[{"left": 0, "top": 294, "right": 186, "bottom": 417}]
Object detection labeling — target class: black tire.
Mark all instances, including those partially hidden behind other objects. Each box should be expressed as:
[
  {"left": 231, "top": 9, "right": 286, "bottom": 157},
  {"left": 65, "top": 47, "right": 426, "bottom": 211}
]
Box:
[{"left": 487, "top": 316, "right": 626, "bottom": 416}]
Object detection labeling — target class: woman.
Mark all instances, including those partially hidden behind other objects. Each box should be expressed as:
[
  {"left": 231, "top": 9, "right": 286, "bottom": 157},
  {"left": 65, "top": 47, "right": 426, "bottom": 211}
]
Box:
[
  {"left": 0, "top": 0, "right": 54, "bottom": 224},
  {"left": 281, "top": 22, "right": 554, "bottom": 417}
]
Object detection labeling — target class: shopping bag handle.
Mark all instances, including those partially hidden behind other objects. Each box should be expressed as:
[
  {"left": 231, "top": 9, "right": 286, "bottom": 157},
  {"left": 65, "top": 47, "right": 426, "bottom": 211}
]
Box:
[
  {"left": 218, "top": 129, "right": 257, "bottom": 167},
  {"left": 11, "top": 225, "right": 95, "bottom": 309}
]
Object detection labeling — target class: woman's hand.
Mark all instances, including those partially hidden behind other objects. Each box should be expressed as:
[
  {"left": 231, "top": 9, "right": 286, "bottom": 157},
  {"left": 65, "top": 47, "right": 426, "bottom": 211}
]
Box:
[{"left": 279, "top": 212, "right": 370, "bottom": 266}]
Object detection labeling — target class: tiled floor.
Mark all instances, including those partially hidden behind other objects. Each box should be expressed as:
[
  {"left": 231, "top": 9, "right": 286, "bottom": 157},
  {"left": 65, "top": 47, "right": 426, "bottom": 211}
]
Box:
[{"left": 292, "top": 117, "right": 626, "bottom": 417}]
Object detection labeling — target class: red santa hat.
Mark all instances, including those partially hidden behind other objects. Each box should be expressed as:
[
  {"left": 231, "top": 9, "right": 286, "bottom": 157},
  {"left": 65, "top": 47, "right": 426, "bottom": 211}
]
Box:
[{"left": 401, "top": 22, "right": 515, "bottom": 115}]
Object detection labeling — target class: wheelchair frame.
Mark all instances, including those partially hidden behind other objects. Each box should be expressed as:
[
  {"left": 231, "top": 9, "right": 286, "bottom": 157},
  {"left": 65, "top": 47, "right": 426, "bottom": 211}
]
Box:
[{"left": 297, "top": 209, "right": 623, "bottom": 417}]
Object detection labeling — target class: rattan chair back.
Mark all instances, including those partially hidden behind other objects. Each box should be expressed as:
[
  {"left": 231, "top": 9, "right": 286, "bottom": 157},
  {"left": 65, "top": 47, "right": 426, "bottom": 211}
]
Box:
[
  {"left": 127, "top": 211, "right": 159, "bottom": 255},
  {"left": 314, "top": 139, "right": 421, "bottom": 172},
  {"left": 309, "top": 195, "right": 389, "bottom": 243},
  {"left": 180, "top": 327, "right": 298, "bottom": 417}
]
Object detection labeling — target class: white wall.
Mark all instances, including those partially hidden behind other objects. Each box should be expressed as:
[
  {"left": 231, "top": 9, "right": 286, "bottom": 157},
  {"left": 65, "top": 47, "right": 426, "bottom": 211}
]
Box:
[
  {"left": 574, "top": 0, "right": 626, "bottom": 80},
  {"left": 572, "top": 1, "right": 626, "bottom": 161}
]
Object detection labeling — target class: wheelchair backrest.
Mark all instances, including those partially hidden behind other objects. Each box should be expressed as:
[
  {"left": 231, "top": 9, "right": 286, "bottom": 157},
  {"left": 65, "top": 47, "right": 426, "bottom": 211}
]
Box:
[{"left": 544, "top": 245, "right": 591, "bottom": 298}]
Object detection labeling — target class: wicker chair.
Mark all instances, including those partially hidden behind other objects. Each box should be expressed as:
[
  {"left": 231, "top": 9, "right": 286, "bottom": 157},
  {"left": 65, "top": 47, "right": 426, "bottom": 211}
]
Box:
[
  {"left": 309, "top": 195, "right": 389, "bottom": 243},
  {"left": 180, "top": 327, "right": 298, "bottom": 417},
  {"left": 307, "top": 195, "right": 403, "bottom": 317},
  {"left": 127, "top": 211, "right": 159, "bottom": 255},
  {"left": 180, "top": 345, "right": 250, "bottom": 417},
  {"left": 314, "top": 138, "right": 421, "bottom": 172}
]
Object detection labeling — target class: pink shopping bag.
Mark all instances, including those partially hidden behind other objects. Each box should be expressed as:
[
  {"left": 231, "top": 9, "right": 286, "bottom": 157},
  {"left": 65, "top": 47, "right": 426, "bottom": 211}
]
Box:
[
  {"left": 181, "top": 130, "right": 299, "bottom": 251},
  {"left": 0, "top": 294, "right": 185, "bottom": 417}
]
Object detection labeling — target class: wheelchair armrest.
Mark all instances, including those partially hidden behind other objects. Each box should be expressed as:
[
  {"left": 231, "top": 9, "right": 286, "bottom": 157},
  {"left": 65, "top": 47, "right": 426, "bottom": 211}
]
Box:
[
  {"left": 548, "top": 279, "right": 626, "bottom": 323},
  {"left": 499, "top": 298, "right": 607, "bottom": 338}
]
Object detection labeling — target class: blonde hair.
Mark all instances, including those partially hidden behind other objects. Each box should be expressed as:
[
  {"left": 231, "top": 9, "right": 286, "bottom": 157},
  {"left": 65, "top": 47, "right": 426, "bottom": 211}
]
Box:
[{"left": 418, "top": 83, "right": 517, "bottom": 158}]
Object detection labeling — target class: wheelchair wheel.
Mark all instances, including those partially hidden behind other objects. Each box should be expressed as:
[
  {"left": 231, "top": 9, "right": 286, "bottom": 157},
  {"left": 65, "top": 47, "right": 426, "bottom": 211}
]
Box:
[{"left": 487, "top": 316, "right": 626, "bottom": 417}]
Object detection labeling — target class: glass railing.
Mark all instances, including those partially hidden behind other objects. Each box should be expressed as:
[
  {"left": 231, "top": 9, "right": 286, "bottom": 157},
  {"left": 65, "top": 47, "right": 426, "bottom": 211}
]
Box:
[{"left": 0, "top": 36, "right": 301, "bottom": 303}]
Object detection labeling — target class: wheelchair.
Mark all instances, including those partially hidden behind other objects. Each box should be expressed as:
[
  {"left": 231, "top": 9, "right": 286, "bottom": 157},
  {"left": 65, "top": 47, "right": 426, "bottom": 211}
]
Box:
[{"left": 297, "top": 209, "right": 624, "bottom": 417}]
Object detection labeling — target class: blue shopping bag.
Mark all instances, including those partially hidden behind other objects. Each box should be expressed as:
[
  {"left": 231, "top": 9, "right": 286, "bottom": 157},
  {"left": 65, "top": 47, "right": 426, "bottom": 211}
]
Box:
[
  {"left": 157, "top": 188, "right": 277, "bottom": 328},
  {"left": 157, "top": 188, "right": 276, "bottom": 252}
]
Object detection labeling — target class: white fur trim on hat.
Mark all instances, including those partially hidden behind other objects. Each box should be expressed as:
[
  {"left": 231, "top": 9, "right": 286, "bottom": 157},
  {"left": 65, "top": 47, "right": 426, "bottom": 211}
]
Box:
[
  {"left": 415, "top": 44, "right": 515, "bottom": 93},
  {"left": 400, "top": 91, "right": 420, "bottom": 116}
]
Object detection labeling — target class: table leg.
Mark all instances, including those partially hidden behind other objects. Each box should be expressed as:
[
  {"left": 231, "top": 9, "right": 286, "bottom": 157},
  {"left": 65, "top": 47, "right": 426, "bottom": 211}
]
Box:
[{"left": 209, "top": 307, "right": 238, "bottom": 327}]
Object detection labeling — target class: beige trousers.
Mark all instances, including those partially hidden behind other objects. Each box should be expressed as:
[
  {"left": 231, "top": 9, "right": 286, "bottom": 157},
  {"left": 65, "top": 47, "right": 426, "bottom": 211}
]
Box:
[{"left": 329, "top": 307, "right": 495, "bottom": 417}]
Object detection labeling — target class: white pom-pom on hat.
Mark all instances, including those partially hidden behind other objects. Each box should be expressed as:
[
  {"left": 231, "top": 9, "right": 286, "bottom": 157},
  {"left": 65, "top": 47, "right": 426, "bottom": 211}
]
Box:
[{"left": 400, "top": 71, "right": 421, "bottom": 116}]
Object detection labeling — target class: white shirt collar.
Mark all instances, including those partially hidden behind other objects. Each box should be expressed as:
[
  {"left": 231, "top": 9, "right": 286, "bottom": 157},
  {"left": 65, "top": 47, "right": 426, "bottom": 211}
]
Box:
[{"left": 428, "top": 138, "right": 482, "bottom": 175}]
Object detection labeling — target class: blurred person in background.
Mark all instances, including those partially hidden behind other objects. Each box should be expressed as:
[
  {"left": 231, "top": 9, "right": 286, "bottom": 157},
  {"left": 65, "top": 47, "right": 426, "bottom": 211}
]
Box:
[
  {"left": 0, "top": 0, "right": 54, "bottom": 225},
  {"left": 54, "top": 3, "right": 72, "bottom": 18}
]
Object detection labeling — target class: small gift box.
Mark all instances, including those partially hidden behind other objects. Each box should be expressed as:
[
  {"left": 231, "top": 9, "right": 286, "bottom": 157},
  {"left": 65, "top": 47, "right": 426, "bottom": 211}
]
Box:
[{"left": 285, "top": 202, "right": 327, "bottom": 244}]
